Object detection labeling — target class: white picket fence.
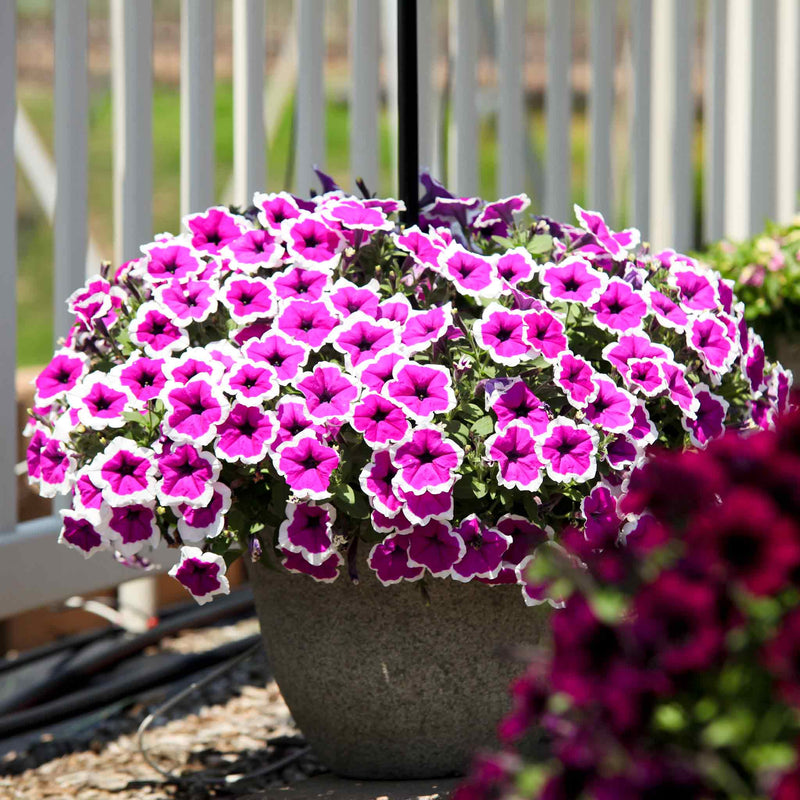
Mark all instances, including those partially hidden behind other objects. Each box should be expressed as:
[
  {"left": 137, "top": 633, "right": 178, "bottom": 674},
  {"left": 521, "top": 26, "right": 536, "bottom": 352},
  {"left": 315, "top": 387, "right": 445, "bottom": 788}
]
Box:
[{"left": 1, "top": 0, "right": 798, "bottom": 620}]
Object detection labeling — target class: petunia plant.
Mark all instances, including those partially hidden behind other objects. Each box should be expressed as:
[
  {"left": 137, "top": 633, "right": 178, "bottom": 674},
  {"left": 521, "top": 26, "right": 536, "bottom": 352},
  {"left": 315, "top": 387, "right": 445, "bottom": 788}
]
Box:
[{"left": 26, "top": 171, "right": 790, "bottom": 604}]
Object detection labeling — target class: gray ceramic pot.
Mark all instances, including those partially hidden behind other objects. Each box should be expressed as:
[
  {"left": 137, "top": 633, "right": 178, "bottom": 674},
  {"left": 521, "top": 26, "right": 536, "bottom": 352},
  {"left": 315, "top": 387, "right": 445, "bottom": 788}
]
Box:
[{"left": 247, "top": 551, "right": 550, "bottom": 779}]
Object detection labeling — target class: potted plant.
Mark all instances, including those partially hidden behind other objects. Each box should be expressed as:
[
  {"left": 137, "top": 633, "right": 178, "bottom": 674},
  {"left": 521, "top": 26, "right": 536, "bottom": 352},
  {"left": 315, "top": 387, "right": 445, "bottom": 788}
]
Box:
[
  {"left": 25, "top": 172, "right": 789, "bottom": 778},
  {"left": 698, "top": 219, "right": 800, "bottom": 372}
]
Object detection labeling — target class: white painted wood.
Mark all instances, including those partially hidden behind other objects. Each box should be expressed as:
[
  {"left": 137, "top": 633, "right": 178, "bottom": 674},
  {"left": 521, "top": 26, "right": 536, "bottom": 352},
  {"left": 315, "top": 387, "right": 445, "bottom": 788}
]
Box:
[
  {"left": 777, "top": 0, "right": 799, "bottom": 222},
  {"left": 703, "top": 0, "right": 726, "bottom": 243},
  {"left": 382, "top": 0, "right": 399, "bottom": 196},
  {"left": 589, "top": 0, "right": 614, "bottom": 218},
  {"left": 0, "top": 516, "right": 178, "bottom": 621},
  {"left": 54, "top": 0, "right": 89, "bottom": 348},
  {"left": 0, "top": 0, "right": 15, "bottom": 535},
  {"left": 496, "top": 0, "right": 526, "bottom": 197},
  {"left": 448, "top": 0, "right": 479, "bottom": 196},
  {"left": 233, "top": 0, "right": 266, "bottom": 207},
  {"left": 296, "top": 0, "right": 325, "bottom": 194},
  {"left": 416, "top": 0, "right": 439, "bottom": 182},
  {"left": 350, "top": 0, "right": 380, "bottom": 194},
  {"left": 630, "top": 0, "right": 651, "bottom": 234},
  {"left": 649, "top": 0, "right": 694, "bottom": 252},
  {"left": 546, "top": 0, "right": 572, "bottom": 220},
  {"left": 111, "top": 0, "right": 153, "bottom": 264},
  {"left": 180, "top": 0, "right": 215, "bottom": 217}
]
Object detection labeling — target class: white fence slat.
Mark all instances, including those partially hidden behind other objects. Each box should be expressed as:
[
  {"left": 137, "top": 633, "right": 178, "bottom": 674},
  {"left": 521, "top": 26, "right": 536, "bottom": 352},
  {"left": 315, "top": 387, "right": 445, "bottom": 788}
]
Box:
[
  {"left": 180, "top": 0, "right": 215, "bottom": 217},
  {"left": 777, "top": 0, "right": 799, "bottom": 223},
  {"left": 448, "top": 0, "right": 479, "bottom": 196},
  {"left": 630, "top": 0, "right": 651, "bottom": 234},
  {"left": 296, "top": 0, "right": 325, "bottom": 194},
  {"left": 417, "top": 0, "right": 440, "bottom": 181},
  {"left": 381, "top": 0, "right": 398, "bottom": 196},
  {"left": 233, "top": 0, "right": 265, "bottom": 207},
  {"left": 0, "top": 0, "right": 16, "bottom": 534},
  {"left": 111, "top": 0, "right": 153, "bottom": 264},
  {"left": 350, "top": 0, "right": 380, "bottom": 194},
  {"left": 649, "top": 0, "right": 694, "bottom": 252},
  {"left": 54, "top": 0, "right": 89, "bottom": 344},
  {"left": 588, "top": 0, "right": 614, "bottom": 218},
  {"left": 496, "top": 0, "right": 526, "bottom": 198},
  {"left": 545, "top": 0, "right": 572, "bottom": 220},
  {"left": 703, "top": 0, "right": 726, "bottom": 244}
]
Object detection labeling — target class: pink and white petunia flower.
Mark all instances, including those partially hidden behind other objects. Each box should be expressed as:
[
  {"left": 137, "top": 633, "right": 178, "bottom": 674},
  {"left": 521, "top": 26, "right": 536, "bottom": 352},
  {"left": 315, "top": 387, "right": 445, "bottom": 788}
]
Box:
[
  {"left": 473, "top": 304, "right": 530, "bottom": 366},
  {"left": 215, "top": 403, "right": 277, "bottom": 464},
  {"left": 628, "top": 402, "right": 658, "bottom": 447},
  {"left": 484, "top": 421, "right": 545, "bottom": 492},
  {"left": 274, "top": 430, "right": 340, "bottom": 500},
  {"left": 474, "top": 195, "right": 531, "bottom": 234},
  {"left": 298, "top": 362, "right": 360, "bottom": 421},
  {"left": 393, "top": 225, "right": 445, "bottom": 268},
  {"left": 590, "top": 278, "right": 648, "bottom": 333},
  {"left": 386, "top": 362, "right": 456, "bottom": 421},
  {"left": 398, "top": 487, "right": 454, "bottom": 525},
  {"left": 130, "top": 302, "right": 190, "bottom": 357},
  {"left": 140, "top": 241, "right": 205, "bottom": 283},
  {"left": 540, "top": 257, "right": 607, "bottom": 305},
  {"left": 357, "top": 352, "right": 405, "bottom": 394},
  {"left": 439, "top": 243, "right": 502, "bottom": 299},
  {"left": 605, "top": 435, "right": 644, "bottom": 470},
  {"left": 244, "top": 331, "right": 309, "bottom": 383},
  {"left": 681, "top": 383, "right": 729, "bottom": 447},
  {"left": 351, "top": 393, "right": 409, "bottom": 446},
  {"left": 278, "top": 501, "right": 337, "bottom": 565},
  {"left": 35, "top": 349, "right": 88, "bottom": 404},
  {"left": 406, "top": 520, "right": 466, "bottom": 577},
  {"left": 537, "top": 417, "right": 599, "bottom": 483},
  {"left": 156, "top": 279, "right": 218, "bottom": 325},
  {"left": 90, "top": 437, "right": 157, "bottom": 506},
  {"left": 662, "top": 361, "right": 700, "bottom": 418},
  {"left": 574, "top": 205, "right": 639, "bottom": 261},
  {"left": 580, "top": 484, "right": 622, "bottom": 548},
  {"left": 496, "top": 247, "right": 538, "bottom": 286},
  {"left": 272, "top": 398, "right": 322, "bottom": 450},
  {"left": 105, "top": 502, "right": 160, "bottom": 557},
  {"left": 325, "top": 199, "right": 394, "bottom": 233},
  {"left": 377, "top": 293, "right": 412, "bottom": 325},
  {"left": 669, "top": 267, "right": 719, "bottom": 312},
  {"left": 359, "top": 449, "right": 403, "bottom": 516},
  {"left": 254, "top": 191, "right": 302, "bottom": 233},
  {"left": 451, "top": 516, "right": 512, "bottom": 582},
  {"left": 554, "top": 352, "right": 597, "bottom": 408},
  {"left": 221, "top": 276, "right": 275, "bottom": 324},
  {"left": 645, "top": 287, "right": 689, "bottom": 331},
  {"left": 400, "top": 304, "right": 453, "bottom": 353},
  {"left": 496, "top": 515, "right": 552, "bottom": 569},
  {"left": 222, "top": 360, "right": 279, "bottom": 402},
  {"left": 163, "top": 378, "right": 230, "bottom": 447},
  {"left": 584, "top": 376, "right": 636, "bottom": 433},
  {"left": 331, "top": 313, "right": 399, "bottom": 368},
  {"left": 36, "top": 437, "right": 75, "bottom": 497},
  {"left": 276, "top": 298, "right": 340, "bottom": 349},
  {"left": 372, "top": 508, "right": 414, "bottom": 536},
  {"left": 623, "top": 357, "right": 667, "bottom": 397},
  {"left": 489, "top": 378, "right": 550, "bottom": 434},
  {"left": 522, "top": 309, "right": 569, "bottom": 361},
  {"left": 280, "top": 548, "right": 343, "bottom": 582},
  {"left": 177, "top": 483, "right": 232, "bottom": 542},
  {"left": 284, "top": 215, "right": 345, "bottom": 269},
  {"left": 165, "top": 348, "right": 226, "bottom": 385},
  {"left": 602, "top": 332, "right": 674, "bottom": 376},
  {"left": 72, "top": 469, "right": 110, "bottom": 527},
  {"left": 58, "top": 509, "right": 108, "bottom": 558},
  {"left": 687, "top": 314, "right": 735, "bottom": 373},
  {"left": 183, "top": 207, "right": 245, "bottom": 255},
  {"left": 169, "top": 546, "right": 231, "bottom": 605},
  {"left": 225, "top": 229, "right": 283, "bottom": 272},
  {"left": 114, "top": 356, "right": 168, "bottom": 406},
  {"left": 157, "top": 444, "right": 221, "bottom": 508},
  {"left": 67, "top": 373, "right": 130, "bottom": 430},
  {"left": 271, "top": 265, "right": 330, "bottom": 302},
  {"left": 368, "top": 535, "right": 425, "bottom": 585},
  {"left": 392, "top": 426, "right": 464, "bottom": 495}
]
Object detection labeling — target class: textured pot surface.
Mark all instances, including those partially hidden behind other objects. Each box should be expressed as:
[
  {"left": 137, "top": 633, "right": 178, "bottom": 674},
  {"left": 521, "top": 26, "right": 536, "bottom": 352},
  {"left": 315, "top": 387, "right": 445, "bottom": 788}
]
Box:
[{"left": 247, "top": 553, "right": 549, "bottom": 780}]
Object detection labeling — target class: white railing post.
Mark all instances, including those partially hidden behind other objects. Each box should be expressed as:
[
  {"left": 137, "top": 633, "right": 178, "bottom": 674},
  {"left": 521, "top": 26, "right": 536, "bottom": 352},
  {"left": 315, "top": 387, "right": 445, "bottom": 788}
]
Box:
[
  {"left": 181, "top": 0, "right": 215, "bottom": 218},
  {"left": 296, "top": 0, "right": 325, "bottom": 194},
  {"left": 776, "top": 0, "right": 798, "bottom": 223},
  {"left": 381, "top": 0, "right": 398, "bottom": 196},
  {"left": 54, "top": 0, "right": 90, "bottom": 344},
  {"left": 351, "top": 0, "right": 380, "bottom": 194},
  {"left": 0, "top": 0, "right": 16, "bottom": 536},
  {"left": 233, "top": 0, "right": 265, "bottom": 207},
  {"left": 649, "top": 0, "right": 694, "bottom": 252},
  {"left": 417, "top": 0, "right": 440, "bottom": 182},
  {"left": 703, "top": 0, "right": 726, "bottom": 244},
  {"left": 448, "top": 0, "right": 478, "bottom": 196},
  {"left": 630, "top": 0, "right": 651, "bottom": 235},
  {"left": 588, "top": 0, "right": 615, "bottom": 220},
  {"left": 496, "top": 0, "right": 526, "bottom": 198},
  {"left": 545, "top": 0, "right": 572, "bottom": 221}
]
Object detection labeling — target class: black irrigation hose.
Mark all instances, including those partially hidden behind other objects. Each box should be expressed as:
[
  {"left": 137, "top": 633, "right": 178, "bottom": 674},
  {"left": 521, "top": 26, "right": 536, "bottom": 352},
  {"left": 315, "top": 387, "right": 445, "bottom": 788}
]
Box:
[
  {"left": 0, "top": 634, "right": 263, "bottom": 740},
  {"left": 0, "top": 588, "right": 256, "bottom": 716}
]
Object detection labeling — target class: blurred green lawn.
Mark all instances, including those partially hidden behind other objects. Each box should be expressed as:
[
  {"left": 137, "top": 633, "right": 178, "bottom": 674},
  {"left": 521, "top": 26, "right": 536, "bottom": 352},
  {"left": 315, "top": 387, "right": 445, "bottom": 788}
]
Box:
[{"left": 17, "top": 81, "right": 590, "bottom": 367}]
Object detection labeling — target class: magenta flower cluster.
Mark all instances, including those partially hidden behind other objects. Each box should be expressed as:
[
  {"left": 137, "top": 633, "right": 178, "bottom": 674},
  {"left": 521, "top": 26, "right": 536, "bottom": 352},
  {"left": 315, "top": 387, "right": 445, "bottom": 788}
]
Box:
[
  {"left": 26, "top": 172, "right": 790, "bottom": 604},
  {"left": 456, "top": 405, "right": 800, "bottom": 800}
]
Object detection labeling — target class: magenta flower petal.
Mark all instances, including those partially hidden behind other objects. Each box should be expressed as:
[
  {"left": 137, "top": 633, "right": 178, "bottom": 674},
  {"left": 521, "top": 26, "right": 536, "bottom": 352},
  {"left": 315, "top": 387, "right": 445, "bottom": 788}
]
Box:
[
  {"left": 400, "top": 304, "right": 453, "bottom": 353},
  {"left": 662, "top": 362, "right": 700, "bottom": 418},
  {"left": 215, "top": 403, "right": 277, "bottom": 463},
  {"left": 359, "top": 450, "right": 402, "bottom": 515},
  {"left": 386, "top": 362, "right": 455, "bottom": 420},
  {"left": 623, "top": 357, "right": 667, "bottom": 397},
  {"left": 169, "top": 546, "right": 230, "bottom": 604},
  {"left": 163, "top": 378, "right": 231, "bottom": 447},
  {"left": 271, "top": 265, "right": 329, "bottom": 301},
  {"left": 225, "top": 229, "right": 282, "bottom": 271},
  {"left": 276, "top": 298, "right": 340, "bottom": 349},
  {"left": 177, "top": 483, "right": 232, "bottom": 542},
  {"left": 68, "top": 373, "right": 130, "bottom": 430},
  {"left": 59, "top": 509, "right": 107, "bottom": 557},
  {"left": 244, "top": 331, "right": 309, "bottom": 383},
  {"left": 393, "top": 427, "right": 464, "bottom": 494},
  {"left": 584, "top": 376, "right": 635, "bottom": 433},
  {"left": 278, "top": 501, "right": 337, "bottom": 564},
  {"left": 183, "top": 207, "right": 245, "bottom": 254},
  {"left": 540, "top": 257, "right": 607, "bottom": 304},
  {"left": 439, "top": 244, "right": 501, "bottom": 298},
  {"left": 489, "top": 378, "right": 550, "bottom": 434},
  {"left": 398, "top": 486, "right": 454, "bottom": 525},
  {"left": 223, "top": 360, "right": 279, "bottom": 402},
  {"left": 496, "top": 514, "right": 551, "bottom": 566},
  {"left": 602, "top": 332, "right": 673, "bottom": 375},
  {"left": 352, "top": 393, "right": 409, "bottom": 446},
  {"left": 681, "top": 383, "right": 729, "bottom": 447},
  {"left": 368, "top": 535, "right": 425, "bottom": 585},
  {"left": 298, "top": 362, "right": 360, "bottom": 420},
  {"left": 91, "top": 437, "right": 157, "bottom": 506},
  {"left": 274, "top": 431, "right": 340, "bottom": 500},
  {"left": 130, "top": 301, "right": 189, "bottom": 357},
  {"left": 35, "top": 349, "right": 88, "bottom": 404},
  {"left": 645, "top": 287, "right": 689, "bottom": 331},
  {"left": 106, "top": 503, "right": 160, "bottom": 556},
  {"left": 406, "top": 520, "right": 466, "bottom": 577},
  {"left": 221, "top": 276, "right": 275, "bottom": 324},
  {"left": 687, "top": 315, "right": 735, "bottom": 373},
  {"left": 451, "top": 515, "right": 512, "bottom": 581},
  {"left": 158, "top": 444, "right": 221, "bottom": 508},
  {"left": 473, "top": 304, "right": 530, "bottom": 366},
  {"left": 670, "top": 267, "right": 719, "bottom": 311},
  {"left": 115, "top": 356, "right": 168, "bottom": 403},
  {"left": 537, "top": 417, "right": 599, "bottom": 483},
  {"left": 484, "top": 421, "right": 544, "bottom": 491},
  {"left": 254, "top": 191, "right": 302, "bottom": 233},
  {"left": 280, "top": 548, "right": 343, "bottom": 582},
  {"left": 156, "top": 279, "right": 218, "bottom": 325},
  {"left": 554, "top": 353, "right": 597, "bottom": 408},
  {"left": 574, "top": 205, "right": 638, "bottom": 261},
  {"left": 522, "top": 309, "right": 569, "bottom": 361},
  {"left": 580, "top": 485, "right": 622, "bottom": 548},
  {"left": 140, "top": 241, "right": 205, "bottom": 282},
  {"left": 332, "top": 313, "right": 399, "bottom": 368},
  {"left": 358, "top": 352, "right": 405, "bottom": 393},
  {"left": 285, "top": 215, "right": 344, "bottom": 269},
  {"left": 590, "top": 278, "right": 648, "bottom": 333}
]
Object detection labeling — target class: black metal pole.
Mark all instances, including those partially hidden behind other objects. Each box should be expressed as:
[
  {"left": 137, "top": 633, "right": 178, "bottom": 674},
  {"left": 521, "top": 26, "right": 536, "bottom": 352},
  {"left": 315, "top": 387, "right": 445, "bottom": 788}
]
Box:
[{"left": 397, "top": 0, "right": 419, "bottom": 226}]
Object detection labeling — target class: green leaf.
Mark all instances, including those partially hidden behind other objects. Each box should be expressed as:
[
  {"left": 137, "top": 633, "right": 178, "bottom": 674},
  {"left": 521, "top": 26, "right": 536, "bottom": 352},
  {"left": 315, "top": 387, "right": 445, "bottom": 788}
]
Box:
[
  {"left": 470, "top": 415, "right": 495, "bottom": 438},
  {"left": 526, "top": 234, "right": 553, "bottom": 255}
]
